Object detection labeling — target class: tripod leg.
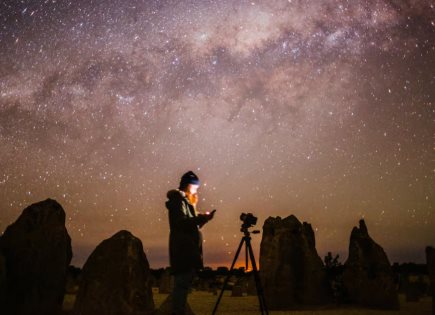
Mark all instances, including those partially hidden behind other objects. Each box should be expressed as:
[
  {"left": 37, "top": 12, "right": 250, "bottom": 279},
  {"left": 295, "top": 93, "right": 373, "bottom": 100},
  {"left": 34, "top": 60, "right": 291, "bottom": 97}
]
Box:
[
  {"left": 212, "top": 237, "right": 245, "bottom": 315},
  {"left": 245, "top": 242, "right": 249, "bottom": 271},
  {"left": 246, "top": 239, "right": 269, "bottom": 315}
]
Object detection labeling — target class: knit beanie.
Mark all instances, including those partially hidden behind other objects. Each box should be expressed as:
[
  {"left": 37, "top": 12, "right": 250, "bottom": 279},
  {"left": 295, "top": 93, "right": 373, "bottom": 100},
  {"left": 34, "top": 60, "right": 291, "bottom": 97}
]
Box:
[{"left": 179, "top": 171, "right": 200, "bottom": 189}]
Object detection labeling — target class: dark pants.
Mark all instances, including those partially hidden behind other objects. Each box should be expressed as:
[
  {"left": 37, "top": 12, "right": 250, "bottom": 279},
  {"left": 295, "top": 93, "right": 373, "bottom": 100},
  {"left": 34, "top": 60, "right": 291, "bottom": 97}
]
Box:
[{"left": 172, "top": 270, "right": 195, "bottom": 315}]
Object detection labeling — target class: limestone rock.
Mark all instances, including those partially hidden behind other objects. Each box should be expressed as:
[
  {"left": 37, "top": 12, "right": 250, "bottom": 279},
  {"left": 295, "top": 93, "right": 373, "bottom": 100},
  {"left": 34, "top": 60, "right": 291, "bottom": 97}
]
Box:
[
  {"left": 73, "top": 230, "right": 154, "bottom": 315},
  {"left": 260, "top": 215, "right": 332, "bottom": 309},
  {"left": 246, "top": 273, "right": 258, "bottom": 296},
  {"left": 197, "top": 278, "right": 210, "bottom": 291},
  {"left": 231, "top": 284, "right": 245, "bottom": 297},
  {"left": 342, "top": 220, "right": 399, "bottom": 309},
  {"left": 231, "top": 274, "right": 256, "bottom": 296},
  {"left": 426, "top": 246, "right": 435, "bottom": 315},
  {"left": 0, "top": 250, "right": 6, "bottom": 305},
  {"left": 0, "top": 199, "right": 72, "bottom": 315}
]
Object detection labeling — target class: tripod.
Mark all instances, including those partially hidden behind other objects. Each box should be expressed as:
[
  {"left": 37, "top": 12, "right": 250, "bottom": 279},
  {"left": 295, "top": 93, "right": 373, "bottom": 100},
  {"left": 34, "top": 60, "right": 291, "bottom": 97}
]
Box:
[{"left": 212, "top": 227, "right": 269, "bottom": 315}]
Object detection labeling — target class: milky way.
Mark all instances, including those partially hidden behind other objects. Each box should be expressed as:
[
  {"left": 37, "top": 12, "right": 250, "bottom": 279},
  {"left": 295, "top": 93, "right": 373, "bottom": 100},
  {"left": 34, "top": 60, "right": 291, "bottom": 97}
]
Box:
[{"left": 0, "top": 0, "right": 434, "bottom": 267}]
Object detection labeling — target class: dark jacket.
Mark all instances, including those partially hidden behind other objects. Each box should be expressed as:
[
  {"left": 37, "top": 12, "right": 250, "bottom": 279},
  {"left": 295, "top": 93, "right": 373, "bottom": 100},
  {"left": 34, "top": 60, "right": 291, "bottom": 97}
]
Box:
[{"left": 166, "top": 189, "right": 209, "bottom": 273}]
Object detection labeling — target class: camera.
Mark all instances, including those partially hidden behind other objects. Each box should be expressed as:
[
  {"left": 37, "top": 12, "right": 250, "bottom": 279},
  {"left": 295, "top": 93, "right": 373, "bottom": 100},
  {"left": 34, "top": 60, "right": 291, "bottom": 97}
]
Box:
[{"left": 240, "top": 212, "right": 257, "bottom": 228}]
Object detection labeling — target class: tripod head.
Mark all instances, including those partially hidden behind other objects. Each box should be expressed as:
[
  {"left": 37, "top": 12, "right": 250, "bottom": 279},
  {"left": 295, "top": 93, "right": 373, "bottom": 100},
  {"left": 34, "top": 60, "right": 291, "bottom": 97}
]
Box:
[
  {"left": 240, "top": 212, "right": 260, "bottom": 237},
  {"left": 240, "top": 226, "right": 260, "bottom": 237}
]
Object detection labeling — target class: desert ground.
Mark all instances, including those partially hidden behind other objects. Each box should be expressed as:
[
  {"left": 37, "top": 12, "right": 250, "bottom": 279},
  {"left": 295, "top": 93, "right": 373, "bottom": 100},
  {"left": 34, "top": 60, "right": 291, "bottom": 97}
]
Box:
[
  {"left": 64, "top": 290, "right": 432, "bottom": 315},
  {"left": 170, "top": 291, "right": 432, "bottom": 315}
]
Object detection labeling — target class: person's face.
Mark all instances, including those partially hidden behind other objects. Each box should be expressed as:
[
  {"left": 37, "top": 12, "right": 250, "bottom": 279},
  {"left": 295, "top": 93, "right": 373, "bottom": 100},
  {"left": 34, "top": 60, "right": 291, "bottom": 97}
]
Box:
[{"left": 187, "top": 184, "right": 199, "bottom": 195}]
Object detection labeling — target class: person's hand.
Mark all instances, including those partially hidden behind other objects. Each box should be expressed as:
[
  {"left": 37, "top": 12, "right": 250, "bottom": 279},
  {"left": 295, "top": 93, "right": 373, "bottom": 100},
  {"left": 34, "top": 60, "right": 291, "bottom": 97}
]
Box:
[{"left": 206, "top": 209, "right": 216, "bottom": 221}]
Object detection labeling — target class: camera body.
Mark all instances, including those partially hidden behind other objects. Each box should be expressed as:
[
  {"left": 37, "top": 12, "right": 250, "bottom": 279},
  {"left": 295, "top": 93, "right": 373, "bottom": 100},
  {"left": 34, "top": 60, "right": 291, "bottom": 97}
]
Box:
[{"left": 240, "top": 212, "right": 257, "bottom": 229}]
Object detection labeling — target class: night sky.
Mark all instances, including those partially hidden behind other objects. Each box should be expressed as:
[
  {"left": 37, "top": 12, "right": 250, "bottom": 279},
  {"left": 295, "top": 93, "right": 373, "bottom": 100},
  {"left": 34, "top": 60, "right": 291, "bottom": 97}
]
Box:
[{"left": 0, "top": 0, "right": 434, "bottom": 268}]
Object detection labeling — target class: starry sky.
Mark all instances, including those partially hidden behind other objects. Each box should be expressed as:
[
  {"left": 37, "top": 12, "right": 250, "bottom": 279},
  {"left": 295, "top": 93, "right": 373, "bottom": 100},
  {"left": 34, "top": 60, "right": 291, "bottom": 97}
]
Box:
[{"left": 0, "top": 0, "right": 434, "bottom": 268}]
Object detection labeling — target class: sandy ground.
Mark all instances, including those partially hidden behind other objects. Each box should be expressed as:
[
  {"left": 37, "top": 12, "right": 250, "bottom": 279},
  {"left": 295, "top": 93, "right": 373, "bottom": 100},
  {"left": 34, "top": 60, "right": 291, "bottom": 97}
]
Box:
[
  {"left": 154, "top": 291, "right": 432, "bottom": 315},
  {"left": 63, "top": 290, "right": 432, "bottom": 314}
]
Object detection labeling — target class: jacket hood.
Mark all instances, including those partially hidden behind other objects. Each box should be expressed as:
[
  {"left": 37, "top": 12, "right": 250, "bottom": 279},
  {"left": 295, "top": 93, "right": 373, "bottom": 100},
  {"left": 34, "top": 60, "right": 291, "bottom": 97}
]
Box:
[{"left": 167, "top": 189, "right": 185, "bottom": 200}]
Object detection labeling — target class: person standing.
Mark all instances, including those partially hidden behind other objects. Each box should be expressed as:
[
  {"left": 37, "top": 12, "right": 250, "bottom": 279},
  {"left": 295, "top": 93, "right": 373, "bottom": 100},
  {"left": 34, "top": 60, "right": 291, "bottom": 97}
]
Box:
[{"left": 165, "top": 171, "right": 215, "bottom": 315}]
